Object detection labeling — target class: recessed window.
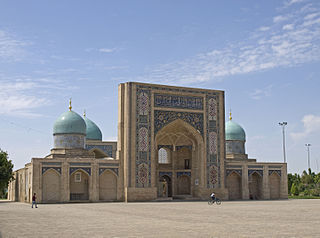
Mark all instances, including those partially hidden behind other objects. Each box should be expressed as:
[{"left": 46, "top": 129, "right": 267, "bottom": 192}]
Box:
[
  {"left": 75, "top": 172, "right": 81, "bottom": 182},
  {"left": 158, "top": 148, "right": 170, "bottom": 164}
]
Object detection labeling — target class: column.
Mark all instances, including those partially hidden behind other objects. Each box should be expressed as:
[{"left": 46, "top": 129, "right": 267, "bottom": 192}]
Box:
[
  {"left": 242, "top": 165, "right": 249, "bottom": 199},
  {"left": 263, "top": 166, "right": 270, "bottom": 199}
]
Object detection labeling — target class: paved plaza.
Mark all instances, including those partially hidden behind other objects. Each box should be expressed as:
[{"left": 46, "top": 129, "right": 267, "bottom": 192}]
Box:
[{"left": 0, "top": 199, "right": 320, "bottom": 238}]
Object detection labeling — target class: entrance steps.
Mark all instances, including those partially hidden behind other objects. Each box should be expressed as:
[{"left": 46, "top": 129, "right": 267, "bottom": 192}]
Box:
[
  {"left": 154, "top": 197, "right": 173, "bottom": 202},
  {"left": 154, "top": 195, "right": 201, "bottom": 202},
  {"left": 173, "top": 195, "right": 201, "bottom": 201}
]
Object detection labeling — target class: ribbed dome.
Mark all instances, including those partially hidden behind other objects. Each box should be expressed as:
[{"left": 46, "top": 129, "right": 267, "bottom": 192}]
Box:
[
  {"left": 53, "top": 110, "right": 86, "bottom": 135},
  {"left": 225, "top": 120, "right": 246, "bottom": 141},
  {"left": 84, "top": 116, "right": 102, "bottom": 140}
]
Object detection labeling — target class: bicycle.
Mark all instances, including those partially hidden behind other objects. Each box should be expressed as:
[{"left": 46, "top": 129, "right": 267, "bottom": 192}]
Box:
[{"left": 208, "top": 197, "right": 221, "bottom": 205}]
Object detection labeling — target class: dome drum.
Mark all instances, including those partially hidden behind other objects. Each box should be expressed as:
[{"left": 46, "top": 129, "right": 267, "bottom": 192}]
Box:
[
  {"left": 54, "top": 134, "right": 86, "bottom": 149},
  {"left": 226, "top": 140, "right": 245, "bottom": 155}
]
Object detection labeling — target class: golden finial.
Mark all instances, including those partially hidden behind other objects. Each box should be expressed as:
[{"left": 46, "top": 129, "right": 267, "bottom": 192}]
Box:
[
  {"left": 229, "top": 109, "right": 232, "bottom": 120},
  {"left": 69, "top": 98, "right": 72, "bottom": 111},
  {"left": 83, "top": 109, "right": 86, "bottom": 117}
]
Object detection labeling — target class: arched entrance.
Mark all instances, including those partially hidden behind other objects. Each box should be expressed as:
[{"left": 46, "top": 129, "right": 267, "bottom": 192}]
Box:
[
  {"left": 269, "top": 172, "right": 280, "bottom": 199},
  {"left": 177, "top": 175, "right": 191, "bottom": 195},
  {"left": 99, "top": 170, "right": 117, "bottom": 201},
  {"left": 158, "top": 175, "right": 172, "bottom": 197},
  {"left": 42, "top": 169, "right": 61, "bottom": 202},
  {"left": 249, "top": 172, "right": 262, "bottom": 200},
  {"left": 70, "top": 169, "right": 89, "bottom": 201},
  {"left": 155, "top": 119, "right": 203, "bottom": 199},
  {"left": 226, "top": 171, "right": 242, "bottom": 200}
]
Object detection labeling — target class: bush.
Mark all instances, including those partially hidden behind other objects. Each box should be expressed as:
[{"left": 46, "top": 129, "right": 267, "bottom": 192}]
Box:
[{"left": 290, "top": 183, "right": 299, "bottom": 196}]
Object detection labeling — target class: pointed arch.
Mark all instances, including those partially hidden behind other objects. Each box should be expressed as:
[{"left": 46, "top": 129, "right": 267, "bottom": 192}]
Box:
[
  {"left": 99, "top": 170, "right": 117, "bottom": 200},
  {"left": 42, "top": 169, "right": 61, "bottom": 202}
]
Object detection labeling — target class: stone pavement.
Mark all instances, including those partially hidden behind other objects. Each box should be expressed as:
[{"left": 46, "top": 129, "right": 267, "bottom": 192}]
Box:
[{"left": 0, "top": 199, "right": 320, "bottom": 238}]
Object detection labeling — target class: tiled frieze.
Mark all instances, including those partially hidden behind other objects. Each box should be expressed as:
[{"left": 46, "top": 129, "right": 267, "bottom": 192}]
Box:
[
  {"left": 177, "top": 171, "right": 191, "bottom": 178},
  {"left": 69, "top": 162, "right": 91, "bottom": 166},
  {"left": 136, "top": 87, "right": 151, "bottom": 187},
  {"left": 42, "top": 162, "right": 62, "bottom": 166},
  {"left": 69, "top": 167, "right": 91, "bottom": 176},
  {"left": 269, "top": 170, "right": 281, "bottom": 176},
  {"left": 176, "top": 145, "right": 192, "bottom": 151},
  {"left": 159, "top": 171, "right": 173, "bottom": 178},
  {"left": 226, "top": 169, "right": 242, "bottom": 177},
  {"left": 42, "top": 167, "right": 61, "bottom": 174},
  {"left": 154, "top": 110, "right": 204, "bottom": 135},
  {"left": 85, "top": 144, "right": 113, "bottom": 157},
  {"left": 248, "top": 169, "right": 263, "bottom": 177},
  {"left": 99, "top": 163, "right": 119, "bottom": 167},
  {"left": 154, "top": 93, "right": 203, "bottom": 110},
  {"left": 99, "top": 167, "right": 119, "bottom": 176},
  {"left": 206, "top": 95, "right": 220, "bottom": 188}
]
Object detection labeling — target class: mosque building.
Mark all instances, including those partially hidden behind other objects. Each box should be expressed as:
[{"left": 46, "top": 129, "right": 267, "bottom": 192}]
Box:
[{"left": 7, "top": 82, "right": 288, "bottom": 203}]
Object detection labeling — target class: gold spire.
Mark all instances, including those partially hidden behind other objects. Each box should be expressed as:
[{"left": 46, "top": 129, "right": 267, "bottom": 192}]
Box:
[
  {"left": 229, "top": 109, "right": 232, "bottom": 120},
  {"left": 83, "top": 109, "right": 86, "bottom": 117},
  {"left": 69, "top": 98, "right": 72, "bottom": 111}
]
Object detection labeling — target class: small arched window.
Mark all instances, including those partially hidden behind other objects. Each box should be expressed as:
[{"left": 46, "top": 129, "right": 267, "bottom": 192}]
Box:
[{"left": 158, "top": 148, "right": 170, "bottom": 164}]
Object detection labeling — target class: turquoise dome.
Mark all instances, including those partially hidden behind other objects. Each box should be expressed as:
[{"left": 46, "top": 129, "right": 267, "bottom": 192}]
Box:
[
  {"left": 53, "top": 110, "right": 86, "bottom": 135},
  {"left": 225, "top": 120, "right": 246, "bottom": 141},
  {"left": 84, "top": 116, "right": 102, "bottom": 140}
]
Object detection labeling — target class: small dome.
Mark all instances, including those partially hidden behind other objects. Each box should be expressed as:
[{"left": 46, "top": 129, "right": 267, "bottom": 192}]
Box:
[
  {"left": 84, "top": 116, "right": 102, "bottom": 141},
  {"left": 53, "top": 110, "right": 86, "bottom": 135},
  {"left": 225, "top": 120, "right": 246, "bottom": 141}
]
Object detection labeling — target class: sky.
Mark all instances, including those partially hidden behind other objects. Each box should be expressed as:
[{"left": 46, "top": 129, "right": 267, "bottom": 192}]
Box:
[{"left": 0, "top": 0, "right": 319, "bottom": 174}]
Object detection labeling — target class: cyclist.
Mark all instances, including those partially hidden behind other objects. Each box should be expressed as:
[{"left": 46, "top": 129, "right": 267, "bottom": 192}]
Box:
[{"left": 210, "top": 192, "right": 216, "bottom": 201}]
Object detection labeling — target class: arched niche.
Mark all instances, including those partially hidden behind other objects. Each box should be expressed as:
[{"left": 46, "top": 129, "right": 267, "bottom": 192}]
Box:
[
  {"left": 99, "top": 170, "right": 117, "bottom": 201},
  {"left": 269, "top": 172, "right": 280, "bottom": 199},
  {"left": 70, "top": 169, "right": 89, "bottom": 200},
  {"left": 226, "top": 171, "right": 242, "bottom": 200},
  {"left": 42, "top": 169, "right": 61, "bottom": 202}
]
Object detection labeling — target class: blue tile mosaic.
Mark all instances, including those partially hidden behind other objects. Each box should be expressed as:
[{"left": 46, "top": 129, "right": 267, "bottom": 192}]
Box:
[
  {"left": 42, "top": 167, "right": 61, "bottom": 174},
  {"left": 177, "top": 171, "right": 191, "bottom": 178},
  {"left": 86, "top": 144, "right": 113, "bottom": 157},
  {"left": 248, "top": 169, "right": 263, "bottom": 177},
  {"left": 226, "top": 169, "right": 242, "bottom": 177},
  {"left": 69, "top": 167, "right": 91, "bottom": 176},
  {"left": 99, "top": 168, "right": 119, "bottom": 176},
  {"left": 154, "top": 110, "right": 204, "bottom": 136},
  {"left": 154, "top": 93, "right": 203, "bottom": 110},
  {"left": 159, "top": 171, "right": 173, "bottom": 178},
  {"left": 269, "top": 170, "right": 281, "bottom": 176},
  {"left": 176, "top": 145, "right": 192, "bottom": 151}
]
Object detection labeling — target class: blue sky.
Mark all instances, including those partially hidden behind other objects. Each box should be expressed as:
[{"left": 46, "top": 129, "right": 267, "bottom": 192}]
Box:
[{"left": 0, "top": 0, "right": 319, "bottom": 174}]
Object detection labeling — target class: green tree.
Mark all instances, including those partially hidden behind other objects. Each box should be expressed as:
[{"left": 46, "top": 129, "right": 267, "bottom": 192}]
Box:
[
  {"left": 0, "top": 149, "right": 14, "bottom": 198},
  {"left": 290, "top": 183, "right": 299, "bottom": 196}
]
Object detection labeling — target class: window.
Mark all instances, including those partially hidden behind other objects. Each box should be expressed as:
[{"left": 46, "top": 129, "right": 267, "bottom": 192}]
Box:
[
  {"left": 75, "top": 172, "right": 81, "bottom": 182},
  {"left": 158, "top": 148, "right": 170, "bottom": 164},
  {"left": 185, "top": 159, "right": 190, "bottom": 169}
]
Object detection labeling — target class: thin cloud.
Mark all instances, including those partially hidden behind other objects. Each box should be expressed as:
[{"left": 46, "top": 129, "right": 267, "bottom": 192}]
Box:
[
  {"left": 0, "top": 79, "right": 68, "bottom": 117},
  {"left": 285, "top": 0, "right": 305, "bottom": 7},
  {"left": 290, "top": 115, "right": 320, "bottom": 141},
  {"left": 273, "top": 15, "right": 289, "bottom": 23},
  {"left": 136, "top": 1, "right": 320, "bottom": 85},
  {"left": 283, "top": 24, "right": 294, "bottom": 30},
  {"left": 0, "top": 30, "right": 29, "bottom": 62},
  {"left": 99, "top": 48, "right": 116, "bottom": 53},
  {"left": 250, "top": 85, "right": 273, "bottom": 100}
]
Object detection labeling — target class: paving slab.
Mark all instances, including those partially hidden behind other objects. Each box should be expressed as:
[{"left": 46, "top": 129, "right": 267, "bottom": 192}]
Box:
[{"left": 0, "top": 199, "right": 320, "bottom": 238}]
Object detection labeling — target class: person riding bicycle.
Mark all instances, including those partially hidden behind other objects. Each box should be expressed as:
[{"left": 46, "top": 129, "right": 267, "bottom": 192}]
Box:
[{"left": 210, "top": 192, "right": 216, "bottom": 201}]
